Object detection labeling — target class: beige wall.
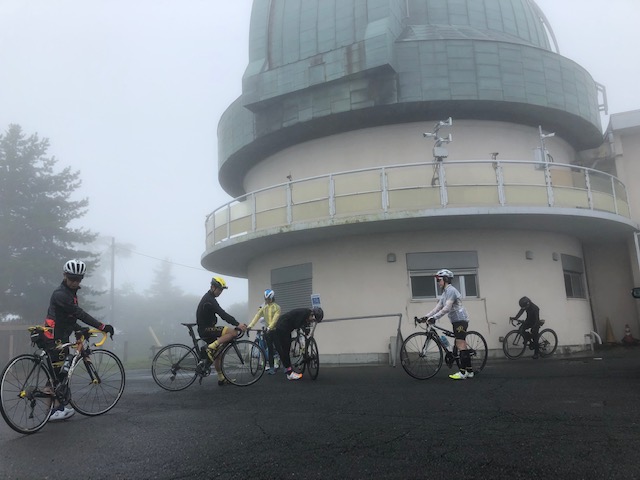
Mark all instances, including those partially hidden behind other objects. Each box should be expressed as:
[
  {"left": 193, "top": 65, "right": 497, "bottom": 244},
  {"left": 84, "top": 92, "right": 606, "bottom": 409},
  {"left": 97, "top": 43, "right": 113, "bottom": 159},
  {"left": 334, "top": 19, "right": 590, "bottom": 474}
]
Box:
[
  {"left": 613, "top": 128, "right": 640, "bottom": 333},
  {"left": 244, "top": 121, "right": 576, "bottom": 193},
  {"left": 248, "top": 229, "right": 593, "bottom": 357}
]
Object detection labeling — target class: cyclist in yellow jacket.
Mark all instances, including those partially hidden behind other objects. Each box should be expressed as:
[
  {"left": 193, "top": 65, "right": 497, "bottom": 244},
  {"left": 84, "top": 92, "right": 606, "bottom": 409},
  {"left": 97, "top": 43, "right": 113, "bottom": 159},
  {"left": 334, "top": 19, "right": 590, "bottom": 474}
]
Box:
[{"left": 247, "top": 289, "right": 281, "bottom": 374}]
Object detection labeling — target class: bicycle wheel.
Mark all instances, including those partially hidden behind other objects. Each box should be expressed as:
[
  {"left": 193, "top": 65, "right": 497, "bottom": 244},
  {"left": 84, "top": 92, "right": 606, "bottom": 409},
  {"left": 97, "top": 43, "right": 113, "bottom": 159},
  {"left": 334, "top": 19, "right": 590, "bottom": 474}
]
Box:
[
  {"left": 306, "top": 338, "right": 320, "bottom": 380},
  {"left": 503, "top": 330, "right": 526, "bottom": 359},
  {"left": 0, "top": 354, "right": 54, "bottom": 434},
  {"left": 221, "top": 340, "right": 265, "bottom": 386},
  {"left": 250, "top": 340, "right": 266, "bottom": 375},
  {"left": 151, "top": 344, "right": 198, "bottom": 391},
  {"left": 69, "top": 349, "right": 125, "bottom": 416},
  {"left": 538, "top": 329, "right": 558, "bottom": 357},
  {"left": 400, "top": 332, "right": 443, "bottom": 380},
  {"left": 290, "top": 332, "right": 306, "bottom": 375},
  {"left": 464, "top": 331, "right": 488, "bottom": 372}
]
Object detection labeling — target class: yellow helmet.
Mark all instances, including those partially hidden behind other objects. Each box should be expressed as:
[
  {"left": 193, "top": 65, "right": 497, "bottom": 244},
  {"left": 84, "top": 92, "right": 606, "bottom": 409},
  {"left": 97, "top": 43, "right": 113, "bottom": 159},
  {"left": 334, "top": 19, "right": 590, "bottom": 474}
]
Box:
[{"left": 211, "top": 276, "right": 228, "bottom": 289}]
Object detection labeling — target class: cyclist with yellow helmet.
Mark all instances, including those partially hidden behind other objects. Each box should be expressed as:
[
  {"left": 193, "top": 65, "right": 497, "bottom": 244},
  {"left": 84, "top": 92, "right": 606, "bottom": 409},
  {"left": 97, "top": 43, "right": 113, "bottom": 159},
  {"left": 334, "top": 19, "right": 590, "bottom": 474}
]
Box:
[{"left": 196, "top": 276, "right": 247, "bottom": 386}]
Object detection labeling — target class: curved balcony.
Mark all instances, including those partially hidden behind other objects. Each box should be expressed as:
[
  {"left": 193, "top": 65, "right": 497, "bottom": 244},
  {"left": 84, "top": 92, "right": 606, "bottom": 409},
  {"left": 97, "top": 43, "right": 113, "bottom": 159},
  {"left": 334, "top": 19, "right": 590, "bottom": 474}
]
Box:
[{"left": 202, "top": 160, "right": 637, "bottom": 276}]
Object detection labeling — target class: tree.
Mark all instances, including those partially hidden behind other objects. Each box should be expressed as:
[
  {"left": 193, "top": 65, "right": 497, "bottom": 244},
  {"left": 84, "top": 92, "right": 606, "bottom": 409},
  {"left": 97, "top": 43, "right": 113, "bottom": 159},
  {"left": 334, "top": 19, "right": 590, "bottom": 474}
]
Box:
[{"left": 0, "top": 124, "right": 98, "bottom": 323}]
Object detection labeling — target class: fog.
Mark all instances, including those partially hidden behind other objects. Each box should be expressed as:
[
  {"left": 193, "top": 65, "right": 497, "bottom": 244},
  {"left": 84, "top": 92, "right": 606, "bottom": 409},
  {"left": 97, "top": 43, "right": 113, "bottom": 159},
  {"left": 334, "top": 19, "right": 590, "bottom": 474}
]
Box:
[{"left": 1, "top": 0, "right": 639, "bottom": 308}]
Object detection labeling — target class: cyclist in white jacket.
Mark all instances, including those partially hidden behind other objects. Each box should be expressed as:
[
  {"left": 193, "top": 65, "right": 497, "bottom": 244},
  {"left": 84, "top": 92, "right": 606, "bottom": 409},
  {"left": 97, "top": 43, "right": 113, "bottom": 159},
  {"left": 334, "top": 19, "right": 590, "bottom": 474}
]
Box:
[{"left": 425, "top": 269, "right": 473, "bottom": 380}]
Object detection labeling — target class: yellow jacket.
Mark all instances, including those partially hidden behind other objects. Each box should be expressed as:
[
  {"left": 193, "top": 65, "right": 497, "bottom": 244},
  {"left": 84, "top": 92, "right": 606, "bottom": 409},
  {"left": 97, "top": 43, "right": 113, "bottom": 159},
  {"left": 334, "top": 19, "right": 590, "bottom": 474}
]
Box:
[{"left": 248, "top": 302, "right": 281, "bottom": 330}]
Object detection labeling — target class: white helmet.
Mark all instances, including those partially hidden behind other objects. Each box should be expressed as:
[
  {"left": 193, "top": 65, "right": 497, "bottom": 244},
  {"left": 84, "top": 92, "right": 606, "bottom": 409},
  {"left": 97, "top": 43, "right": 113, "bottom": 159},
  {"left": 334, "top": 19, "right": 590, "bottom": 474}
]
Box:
[
  {"left": 63, "top": 259, "right": 86, "bottom": 277},
  {"left": 436, "top": 269, "right": 454, "bottom": 280},
  {"left": 264, "top": 289, "right": 275, "bottom": 301}
]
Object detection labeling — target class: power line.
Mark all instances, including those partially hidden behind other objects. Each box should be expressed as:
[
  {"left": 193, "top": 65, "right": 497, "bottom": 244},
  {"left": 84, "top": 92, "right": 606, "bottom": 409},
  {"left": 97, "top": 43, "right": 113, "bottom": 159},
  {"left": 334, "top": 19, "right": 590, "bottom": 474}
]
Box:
[{"left": 113, "top": 245, "right": 210, "bottom": 272}]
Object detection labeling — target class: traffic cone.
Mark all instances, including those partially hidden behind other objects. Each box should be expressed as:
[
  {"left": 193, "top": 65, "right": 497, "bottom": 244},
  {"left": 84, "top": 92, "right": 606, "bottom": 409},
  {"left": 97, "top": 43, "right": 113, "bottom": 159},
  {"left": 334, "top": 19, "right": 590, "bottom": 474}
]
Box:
[{"left": 605, "top": 318, "right": 617, "bottom": 344}]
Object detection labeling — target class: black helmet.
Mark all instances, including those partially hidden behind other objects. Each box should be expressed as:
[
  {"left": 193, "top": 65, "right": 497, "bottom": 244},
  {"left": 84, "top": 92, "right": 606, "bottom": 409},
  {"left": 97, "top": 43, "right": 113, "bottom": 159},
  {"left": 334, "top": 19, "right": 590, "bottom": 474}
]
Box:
[
  {"left": 311, "top": 306, "right": 324, "bottom": 323},
  {"left": 519, "top": 296, "right": 530, "bottom": 308}
]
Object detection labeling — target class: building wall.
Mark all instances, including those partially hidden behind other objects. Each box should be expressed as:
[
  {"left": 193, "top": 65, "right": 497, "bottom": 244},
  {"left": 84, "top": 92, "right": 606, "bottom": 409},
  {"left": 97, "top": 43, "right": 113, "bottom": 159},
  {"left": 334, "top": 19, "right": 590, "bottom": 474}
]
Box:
[
  {"left": 247, "top": 229, "right": 594, "bottom": 361},
  {"left": 243, "top": 120, "right": 576, "bottom": 193}
]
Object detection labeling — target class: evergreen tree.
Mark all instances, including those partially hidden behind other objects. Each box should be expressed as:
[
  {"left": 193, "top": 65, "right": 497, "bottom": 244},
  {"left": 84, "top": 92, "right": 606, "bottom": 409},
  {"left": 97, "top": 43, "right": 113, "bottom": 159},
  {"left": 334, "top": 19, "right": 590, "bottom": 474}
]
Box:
[{"left": 0, "top": 124, "right": 98, "bottom": 323}]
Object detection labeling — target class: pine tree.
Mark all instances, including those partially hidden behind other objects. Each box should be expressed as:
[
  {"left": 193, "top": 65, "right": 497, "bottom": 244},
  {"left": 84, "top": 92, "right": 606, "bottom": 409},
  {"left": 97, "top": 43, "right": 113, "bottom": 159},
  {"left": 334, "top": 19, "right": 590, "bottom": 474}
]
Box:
[{"left": 0, "top": 124, "right": 98, "bottom": 323}]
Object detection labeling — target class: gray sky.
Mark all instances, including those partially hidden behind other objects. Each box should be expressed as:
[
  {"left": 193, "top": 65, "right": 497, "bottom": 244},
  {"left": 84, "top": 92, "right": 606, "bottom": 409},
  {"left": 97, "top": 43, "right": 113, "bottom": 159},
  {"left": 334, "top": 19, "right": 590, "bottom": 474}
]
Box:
[{"left": 1, "top": 0, "right": 639, "bottom": 306}]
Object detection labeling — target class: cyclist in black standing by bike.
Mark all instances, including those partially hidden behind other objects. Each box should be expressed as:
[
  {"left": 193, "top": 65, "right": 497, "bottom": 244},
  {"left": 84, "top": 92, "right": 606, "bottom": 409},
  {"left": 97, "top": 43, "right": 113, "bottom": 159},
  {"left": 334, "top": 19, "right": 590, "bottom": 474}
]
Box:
[
  {"left": 44, "top": 259, "right": 115, "bottom": 420},
  {"left": 511, "top": 296, "right": 541, "bottom": 359},
  {"left": 273, "top": 306, "right": 323, "bottom": 381},
  {"left": 197, "top": 276, "right": 247, "bottom": 386}
]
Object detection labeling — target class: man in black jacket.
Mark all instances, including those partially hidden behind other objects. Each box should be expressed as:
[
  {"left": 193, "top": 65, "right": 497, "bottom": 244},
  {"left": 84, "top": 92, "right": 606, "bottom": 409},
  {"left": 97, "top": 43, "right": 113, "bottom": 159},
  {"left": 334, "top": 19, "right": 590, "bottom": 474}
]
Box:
[
  {"left": 511, "top": 296, "right": 541, "bottom": 359},
  {"left": 196, "top": 276, "right": 246, "bottom": 385},
  {"left": 273, "top": 306, "right": 323, "bottom": 380},
  {"left": 44, "top": 259, "right": 115, "bottom": 420}
]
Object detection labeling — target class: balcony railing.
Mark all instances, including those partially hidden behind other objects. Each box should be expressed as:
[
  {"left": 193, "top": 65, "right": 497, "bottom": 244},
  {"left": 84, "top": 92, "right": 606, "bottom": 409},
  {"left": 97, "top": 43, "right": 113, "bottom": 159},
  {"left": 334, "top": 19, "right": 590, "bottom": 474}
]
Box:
[{"left": 206, "top": 160, "right": 630, "bottom": 247}]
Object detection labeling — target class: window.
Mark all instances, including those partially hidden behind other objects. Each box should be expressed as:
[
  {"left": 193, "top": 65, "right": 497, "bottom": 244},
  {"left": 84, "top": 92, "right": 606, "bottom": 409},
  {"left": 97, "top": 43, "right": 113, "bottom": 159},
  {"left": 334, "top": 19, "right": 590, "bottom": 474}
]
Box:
[
  {"left": 561, "top": 254, "right": 586, "bottom": 299},
  {"left": 407, "top": 251, "right": 479, "bottom": 299}
]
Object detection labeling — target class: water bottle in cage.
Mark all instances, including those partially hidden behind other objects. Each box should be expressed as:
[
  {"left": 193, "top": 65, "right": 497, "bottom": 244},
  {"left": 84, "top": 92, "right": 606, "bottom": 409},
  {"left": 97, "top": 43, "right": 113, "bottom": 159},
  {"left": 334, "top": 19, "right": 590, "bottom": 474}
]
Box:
[
  {"left": 440, "top": 335, "right": 450, "bottom": 348},
  {"left": 61, "top": 354, "right": 73, "bottom": 374}
]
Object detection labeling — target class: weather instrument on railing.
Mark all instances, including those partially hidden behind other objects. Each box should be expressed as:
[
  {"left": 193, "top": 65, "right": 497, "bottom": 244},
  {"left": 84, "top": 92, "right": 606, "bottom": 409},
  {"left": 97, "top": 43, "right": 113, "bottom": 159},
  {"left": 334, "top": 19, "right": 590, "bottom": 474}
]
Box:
[{"left": 423, "top": 117, "right": 453, "bottom": 162}]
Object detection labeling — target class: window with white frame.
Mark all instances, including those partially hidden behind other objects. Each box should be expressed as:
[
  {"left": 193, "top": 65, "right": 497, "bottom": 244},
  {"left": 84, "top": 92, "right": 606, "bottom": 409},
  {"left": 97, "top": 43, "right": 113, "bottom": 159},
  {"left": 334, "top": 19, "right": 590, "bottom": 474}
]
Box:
[
  {"left": 561, "top": 254, "right": 586, "bottom": 299},
  {"left": 407, "top": 252, "right": 479, "bottom": 300}
]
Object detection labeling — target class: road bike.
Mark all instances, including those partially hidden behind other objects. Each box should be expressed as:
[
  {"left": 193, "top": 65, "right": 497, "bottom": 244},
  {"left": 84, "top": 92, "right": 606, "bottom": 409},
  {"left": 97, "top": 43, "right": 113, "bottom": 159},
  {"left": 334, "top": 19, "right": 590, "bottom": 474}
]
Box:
[
  {"left": 250, "top": 327, "right": 280, "bottom": 371},
  {"left": 502, "top": 317, "right": 558, "bottom": 359},
  {"left": 151, "top": 323, "right": 266, "bottom": 391},
  {"left": 0, "top": 326, "right": 125, "bottom": 435},
  {"left": 400, "top": 317, "right": 488, "bottom": 380},
  {"left": 289, "top": 321, "right": 320, "bottom": 380}
]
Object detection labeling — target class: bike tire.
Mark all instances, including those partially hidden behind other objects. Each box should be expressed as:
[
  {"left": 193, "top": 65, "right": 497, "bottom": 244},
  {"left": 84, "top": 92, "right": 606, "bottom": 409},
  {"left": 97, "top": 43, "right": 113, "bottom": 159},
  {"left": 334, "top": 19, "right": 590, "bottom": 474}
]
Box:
[
  {"left": 463, "top": 331, "right": 488, "bottom": 372},
  {"left": 503, "top": 330, "right": 526, "bottom": 359},
  {"left": 306, "top": 337, "right": 319, "bottom": 380},
  {"left": 250, "top": 340, "right": 266, "bottom": 376},
  {"left": 221, "top": 340, "right": 265, "bottom": 386},
  {"left": 290, "top": 332, "right": 306, "bottom": 375},
  {"left": 538, "top": 329, "right": 558, "bottom": 357},
  {"left": 0, "top": 354, "right": 54, "bottom": 435},
  {"left": 69, "top": 349, "right": 125, "bottom": 416},
  {"left": 400, "top": 332, "right": 443, "bottom": 380},
  {"left": 151, "top": 344, "right": 198, "bottom": 391}
]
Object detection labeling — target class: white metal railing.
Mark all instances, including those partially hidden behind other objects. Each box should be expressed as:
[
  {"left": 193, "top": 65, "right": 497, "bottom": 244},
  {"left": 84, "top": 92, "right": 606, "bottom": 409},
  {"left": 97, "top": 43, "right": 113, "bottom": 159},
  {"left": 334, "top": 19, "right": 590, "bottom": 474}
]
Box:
[{"left": 206, "top": 160, "right": 630, "bottom": 247}]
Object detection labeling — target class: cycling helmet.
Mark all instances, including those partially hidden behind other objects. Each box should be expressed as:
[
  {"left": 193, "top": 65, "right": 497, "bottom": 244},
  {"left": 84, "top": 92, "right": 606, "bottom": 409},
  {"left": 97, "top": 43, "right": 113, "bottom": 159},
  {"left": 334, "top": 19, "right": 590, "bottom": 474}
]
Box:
[
  {"left": 519, "top": 296, "right": 530, "bottom": 308},
  {"left": 435, "top": 269, "right": 454, "bottom": 280},
  {"left": 264, "top": 289, "right": 275, "bottom": 301},
  {"left": 211, "top": 276, "right": 228, "bottom": 289},
  {"left": 311, "top": 306, "right": 324, "bottom": 323},
  {"left": 63, "top": 259, "right": 86, "bottom": 277}
]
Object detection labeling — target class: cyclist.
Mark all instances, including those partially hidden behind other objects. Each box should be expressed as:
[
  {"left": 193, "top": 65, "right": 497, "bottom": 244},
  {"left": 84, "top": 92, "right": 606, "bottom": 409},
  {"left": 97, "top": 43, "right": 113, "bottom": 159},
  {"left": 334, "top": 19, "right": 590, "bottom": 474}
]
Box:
[
  {"left": 511, "top": 296, "right": 541, "bottom": 359},
  {"left": 44, "top": 259, "right": 115, "bottom": 420},
  {"left": 273, "top": 306, "right": 324, "bottom": 380},
  {"left": 424, "top": 269, "right": 473, "bottom": 380},
  {"left": 196, "top": 276, "right": 247, "bottom": 386},
  {"left": 247, "top": 289, "right": 281, "bottom": 375}
]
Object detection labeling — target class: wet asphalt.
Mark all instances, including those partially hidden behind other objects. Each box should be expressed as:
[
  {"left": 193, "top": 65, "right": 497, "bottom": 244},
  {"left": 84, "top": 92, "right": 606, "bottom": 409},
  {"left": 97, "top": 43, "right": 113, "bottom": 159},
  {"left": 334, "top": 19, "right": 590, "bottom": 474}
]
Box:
[{"left": 1, "top": 347, "right": 639, "bottom": 480}]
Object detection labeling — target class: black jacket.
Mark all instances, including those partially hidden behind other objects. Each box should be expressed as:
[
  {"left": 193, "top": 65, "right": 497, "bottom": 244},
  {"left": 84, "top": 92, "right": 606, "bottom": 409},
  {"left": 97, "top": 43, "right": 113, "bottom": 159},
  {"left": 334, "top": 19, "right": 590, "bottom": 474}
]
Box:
[
  {"left": 196, "top": 290, "right": 238, "bottom": 338},
  {"left": 46, "top": 282, "right": 102, "bottom": 338},
  {"left": 275, "top": 308, "right": 312, "bottom": 334},
  {"left": 514, "top": 301, "right": 540, "bottom": 328}
]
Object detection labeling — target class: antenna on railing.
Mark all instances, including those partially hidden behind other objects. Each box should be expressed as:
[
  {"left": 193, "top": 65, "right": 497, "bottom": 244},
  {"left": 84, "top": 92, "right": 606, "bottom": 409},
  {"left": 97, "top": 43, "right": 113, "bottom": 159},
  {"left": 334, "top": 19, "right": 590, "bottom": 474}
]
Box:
[
  {"left": 537, "top": 125, "right": 555, "bottom": 164},
  {"left": 423, "top": 117, "right": 453, "bottom": 162}
]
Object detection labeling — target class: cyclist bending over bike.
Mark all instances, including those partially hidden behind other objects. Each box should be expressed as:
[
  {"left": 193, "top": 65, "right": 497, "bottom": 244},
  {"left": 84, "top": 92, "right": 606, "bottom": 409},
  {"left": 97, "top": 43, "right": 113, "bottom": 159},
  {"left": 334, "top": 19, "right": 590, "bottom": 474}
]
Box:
[
  {"left": 247, "top": 289, "right": 281, "bottom": 375},
  {"left": 511, "top": 296, "right": 541, "bottom": 359},
  {"left": 424, "top": 269, "right": 473, "bottom": 380},
  {"left": 273, "top": 306, "right": 323, "bottom": 381},
  {"left": 197, "top": 276, "right": 247, "bottom": 386},
  {"left": 44, "top": 259, "right": 115, "bottom": 420}
]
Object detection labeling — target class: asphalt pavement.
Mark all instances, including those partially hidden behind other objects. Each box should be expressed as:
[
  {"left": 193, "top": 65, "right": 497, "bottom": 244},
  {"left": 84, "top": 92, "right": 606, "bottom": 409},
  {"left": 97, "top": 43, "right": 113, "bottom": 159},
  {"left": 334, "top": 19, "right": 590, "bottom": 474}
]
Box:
[{"left": 1, "top": 347, "right": 640, "bottom": 480}]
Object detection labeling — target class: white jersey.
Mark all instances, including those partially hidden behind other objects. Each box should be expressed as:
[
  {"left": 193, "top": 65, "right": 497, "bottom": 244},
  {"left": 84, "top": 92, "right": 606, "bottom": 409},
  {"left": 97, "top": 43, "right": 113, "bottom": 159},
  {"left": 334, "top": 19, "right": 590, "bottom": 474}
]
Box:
[{"left": 426, "top": 284, "right": 469, "bottom": 323}]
